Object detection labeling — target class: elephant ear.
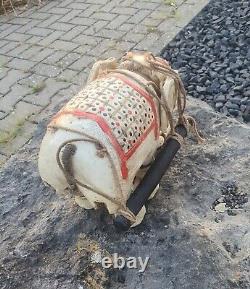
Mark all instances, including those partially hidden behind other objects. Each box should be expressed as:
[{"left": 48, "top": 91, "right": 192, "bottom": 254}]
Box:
[
  {"left": 87, "top": 57, "right": 118, "bottom": 84},
  {"left": 159, "top": 77, "right": 178, "bottom": 135}
]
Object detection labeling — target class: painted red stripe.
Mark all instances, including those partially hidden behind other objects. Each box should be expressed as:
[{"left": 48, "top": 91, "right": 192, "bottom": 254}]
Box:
[
  {"left": 51, "top": 74, "right": 160, "bottom": 179},
  {"left": 52, "top": 110, "right": 128, "bottom": 179}
]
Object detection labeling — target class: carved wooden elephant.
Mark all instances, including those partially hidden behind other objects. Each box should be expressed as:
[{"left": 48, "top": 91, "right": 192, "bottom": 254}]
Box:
[{"left": 38, "top": 51, "right": 185, "bottom": 226}]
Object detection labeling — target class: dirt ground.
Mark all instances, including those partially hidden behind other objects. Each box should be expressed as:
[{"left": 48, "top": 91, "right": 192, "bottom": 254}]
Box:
[{"left": 0, "top": 98, "right": 249, "bottom": 289}]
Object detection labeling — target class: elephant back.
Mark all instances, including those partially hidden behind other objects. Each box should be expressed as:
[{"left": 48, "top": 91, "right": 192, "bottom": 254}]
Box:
[{"left": 52, "top": 73, "right": 160, "bottom": 178}]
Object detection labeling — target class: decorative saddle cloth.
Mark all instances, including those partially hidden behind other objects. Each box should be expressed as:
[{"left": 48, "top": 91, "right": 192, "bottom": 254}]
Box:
[{"left": 52, "top": 73, "right": 159, "bottom": 178}]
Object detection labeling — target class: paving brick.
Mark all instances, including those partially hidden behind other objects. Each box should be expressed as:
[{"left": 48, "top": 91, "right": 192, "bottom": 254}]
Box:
[
  {"left": 38, "top": 0, "right": 61, "bottom": 12},
  {"left": 60, "top": 26, "right": 87, "bottom": 41},
  {"left": 33, "top": 63, "right": 62, "bottom": 78},
  {"left": 95, "top": 29, "right": 125, "bottom": 40},
  {"left": 67, "top": 2, "right": 89, "bottom": 10},
  {"left": 101, "top": 49, "right": 123, "bottom": 59},
  {"left": 118, "top": 23, "right": 135, "bottom": 32},
  {"left": 132, "top": 1, "right": 160, "bottom": 10},
  {"left": 73, "top": 34, "right": 100, "bottom": 46},
  {"left": 149, "top": 8, "right": 172, "bottom": 20},
  {"left": 133, "top": 32, "right": 161, "bottom": 51},
  {"left": 117, "top": 41, "right": 136, "bottom": 52},
  {"left": 69, "top": 17, "right": 96, "bottom": 26},
  {"left": 18, "top": 74, "right": 47, "bottom": 88},
  {"left": 85, "top": 0, "right": 109, "bottom": 3},
  {"left": 0, "top": 42, "right": 19, "bottom": 54},
  {"left": 157, "top": 18, "right": 181, "bottom": 33},
  {"left": 91, "top": 12, "right": 117, "bottom": 21},
  {"left": 119, "top": 0, "right": 137, "bottom": 6},
  {"left": 36, "top": 14, "right": 62, "bottom": 28},
  {"left": 0, "top": 23, "right": 11, "bottom": 32},
  {"left": 49, "top": 7, "right": 71, "bottom": 15},
  {"left": 30, "top": 84, "right": 80, "bottom": 123},
  {"left": 57, "top": 53, "right": 81, "bottom": 69},
  {"left": 122, "top": 32, "right": 146, "bottom": 43},
  {"left": 58, "top": 9, "right": 82, "bottom": 23},
  {"left": 7, "top": 17, "right": 32, "bottom": 25},
  {"left": 5, "top": 43, "right": 30, "bottom": 58},
  {"left": 86, "top": 38, "right": 116, "bottom": 56},
  {"left": 31, "top": 48, "right": 54, "bottom": 62},
  {"left": 0, "top": 55, "right": 11, "bottom": 67},
  {"left": 4, "top": 32, "right": 32, "bottom": 42},
  {"left": 0, "top": 24, "right": 20, "bottom": 38},
  {"left": 74, "top": 45, "right": 92, "bottom": 55},
  {"left": 43, "top": 50, "right": 68, "bottom": 65},
  {"left": 0, "top": 67, "right": 10, "bottom": 80},
  {"left": 50, "top": 40, "right": 79, "bottom": 51},
  {"left": 105, "top": 15, "right": 130, "bottom": 30},
  {"left": 78, "top": 4, "right": 101, "bottom": 17},
  {"left": 71, "top": 70, "right": 89, "bottom": 85},
  {"left": 29, "top": 12, "right": 51, "bottom": 20},
  {"left": 16, "top": 20, "right": 42, "bottom": 34},
  {"left": 25, "top": 36, "right": 43, "bottom": 45},
  {"left": 27, "top": 27, "right": 53, "bottom": 37},
  {"left": 24, "top": 79, "right": 70, "bottom": 106},
  {"left": 7, "top": 58, "right": 36, "bottom": 72},
  {"left": 175, "top": 2, "right": 207, "bottom": 27},
  {"left": 0, "top": 69, "right": 29, "bottom": 95},
  {"left": 56, "top": 69, "right": 79, "bottom": 83},
  {"left": 0, "top": 121, "right": 37, "bottom": 156},
  {"left": 69, "top": 55, "right": 95, "bottom": 71},
  {"left": 99, "top": 1, "right": 117, "bottom": 13},
  {"left": 111, "top": 7, "right": 138, "bottom": 15},
  {"left": 149, "top": 31, "right": 180, "bottom": 54},
  {"left": 83, "top": 20, "right": 108, "bottom": 35},
  {"left": 0, "top": 101, "right": 41, "bottom": 132},
  {"left": 141, "top": 17, "right": 163, "bottom": 27},
  {"left": 0, "top": 40, "right": 9, "bottom": 48},
  {"left": 0, "top": 84, "right": 31, "bottom": 113},
  {"left": 19, "top": 46, "right": 44, "bottom": 60},
  {"left": 130, "top": 23, "right": 149, "bottom": 34},
  {"left": 50, "top": 22, "right": 75, "bottom": 32},
  {"left": 58, "top": 0, "right": 75, "bottom": 8},
  {"left": 127, "top": 9, "right": 151, "bottom": 24},
  {"left": 39, "top": 31, "right": 65, "bottom": 46}
]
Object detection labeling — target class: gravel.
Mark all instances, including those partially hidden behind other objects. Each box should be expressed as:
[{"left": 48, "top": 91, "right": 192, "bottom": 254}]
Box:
[
  {"left": 161, "top": 0, "right": 250, "bottom": 122},
  {"left": 0, "top": 98, "right": 249, "bottom": 289}
]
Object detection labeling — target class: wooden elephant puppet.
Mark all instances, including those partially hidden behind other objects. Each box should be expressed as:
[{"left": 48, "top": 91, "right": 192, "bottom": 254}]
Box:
[{"left": 38, "top": 51, "right": 203, "bottom": 230}]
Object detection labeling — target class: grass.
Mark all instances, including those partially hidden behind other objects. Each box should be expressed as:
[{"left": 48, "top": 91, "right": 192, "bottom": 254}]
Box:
[
  {"left": 29, "top": 81, "right": 46, "bottom": 94},
  {"left": 0, "top": 119, "right": 26, "bottom": 144},
  {"left": 163, "top": 0, "right": 177, "bottom": 7},
  {"left": 0, "top": 0, "right": 42, "bottom": 15},
  {"left": 55, "top": 77, "right": 70, "bottom": 83},
  {"left": 146, "top": 26, "right": 162, "bottom": 35},
  {"left": 169, "top": 9, "right": 180, "bottom": 19}
]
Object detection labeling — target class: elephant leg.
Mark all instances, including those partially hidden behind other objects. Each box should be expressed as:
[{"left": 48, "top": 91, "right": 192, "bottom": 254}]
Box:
[{"left": 74, "top": 195, "right": 95, "bottom": 210}]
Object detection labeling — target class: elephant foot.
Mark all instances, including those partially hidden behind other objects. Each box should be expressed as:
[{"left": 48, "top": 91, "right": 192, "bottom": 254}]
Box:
[
  {"left": 75, "top": 196, "right": 94, "bottom": 209},
  {"left": 131, "top": 206, "right": 146, "bottom": 227},
  {"left": 148, "top": 184, "right": 160, "bottom": 200}
]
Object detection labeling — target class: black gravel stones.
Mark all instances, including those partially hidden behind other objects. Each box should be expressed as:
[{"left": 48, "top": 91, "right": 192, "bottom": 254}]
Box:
[
  {"left": 212, "top": 181, "right": 248, "bottom": 213},
  {"left": 161, "top": 0, "right": 250, "bottom": 122}
]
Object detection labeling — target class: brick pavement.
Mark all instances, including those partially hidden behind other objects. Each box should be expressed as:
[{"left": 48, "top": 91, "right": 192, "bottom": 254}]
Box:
[{"left": 0, "top": 0, "right": 209, "bottom": 167}]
